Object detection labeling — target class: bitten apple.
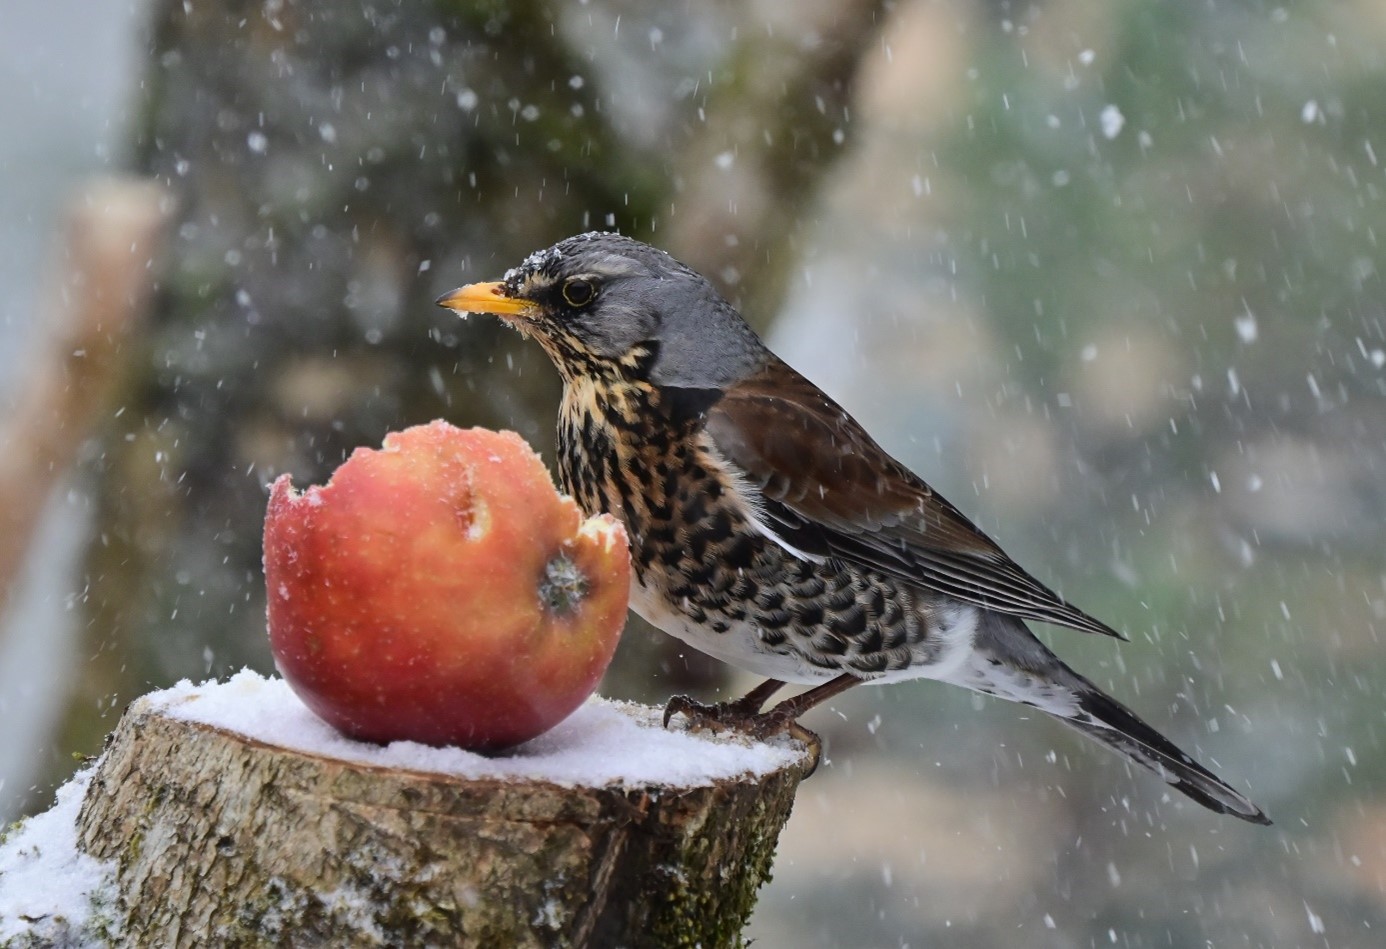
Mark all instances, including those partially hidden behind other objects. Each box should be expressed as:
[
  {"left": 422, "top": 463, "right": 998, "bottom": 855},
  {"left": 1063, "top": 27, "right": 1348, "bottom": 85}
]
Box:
[{"left": 263, "top": 420, "right": 629, "bottom": 750}]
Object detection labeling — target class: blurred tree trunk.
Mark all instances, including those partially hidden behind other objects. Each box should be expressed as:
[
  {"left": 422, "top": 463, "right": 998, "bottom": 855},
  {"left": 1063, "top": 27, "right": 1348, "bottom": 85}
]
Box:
[
  {"left": 52, "top": 0, "right": 888, "bottom": 793},
  {"left": 0, "top": 180, "right": 169, "bottom": 619}
]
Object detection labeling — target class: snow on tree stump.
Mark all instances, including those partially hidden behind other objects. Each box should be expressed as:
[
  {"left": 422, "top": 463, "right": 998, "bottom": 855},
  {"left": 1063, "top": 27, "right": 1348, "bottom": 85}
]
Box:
[{"left": 74, "top": 672, "right": 810, "bottom": 947}]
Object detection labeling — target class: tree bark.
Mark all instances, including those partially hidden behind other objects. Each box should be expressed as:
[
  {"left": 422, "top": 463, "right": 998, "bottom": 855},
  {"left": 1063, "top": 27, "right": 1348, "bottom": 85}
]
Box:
[{"left": 76, "top": 696, "right": 809, "bottom": 948}]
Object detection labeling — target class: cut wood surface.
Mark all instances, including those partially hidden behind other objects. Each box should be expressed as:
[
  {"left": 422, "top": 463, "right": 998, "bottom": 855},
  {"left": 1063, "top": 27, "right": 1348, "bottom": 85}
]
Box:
[{"left": 76, "top": 691, "right": 810, "bottom": 948}]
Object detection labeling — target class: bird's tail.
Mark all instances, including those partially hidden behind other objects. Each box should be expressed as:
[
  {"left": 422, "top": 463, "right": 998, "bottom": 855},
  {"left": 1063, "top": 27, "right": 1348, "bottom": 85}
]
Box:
[{"left": 955, "top": 612, "right": 1271, "bottom": 825}]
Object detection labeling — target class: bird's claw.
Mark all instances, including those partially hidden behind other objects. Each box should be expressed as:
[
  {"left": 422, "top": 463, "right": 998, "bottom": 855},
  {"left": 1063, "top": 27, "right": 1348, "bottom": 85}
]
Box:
[
  {"left": 661, "top": 693, "right": 739, "bottom": 731},
  {"left": 662, "top": 695, "right": 823, "bottom": 776}
]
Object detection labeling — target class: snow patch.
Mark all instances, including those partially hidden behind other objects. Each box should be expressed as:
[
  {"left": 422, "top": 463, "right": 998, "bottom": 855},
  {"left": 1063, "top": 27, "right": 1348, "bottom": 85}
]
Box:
[
  {"left": 151, "top": 669, "right": 803, "bottom": 788},
  {"left": 0, "top": 767, "right": 120, "bottom": 944}
]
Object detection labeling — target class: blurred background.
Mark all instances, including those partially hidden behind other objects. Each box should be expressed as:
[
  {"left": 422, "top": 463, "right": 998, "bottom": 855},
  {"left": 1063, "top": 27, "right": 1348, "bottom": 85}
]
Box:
[{"left": 3, "top": 0, "right": 1385, "bottom": 945}]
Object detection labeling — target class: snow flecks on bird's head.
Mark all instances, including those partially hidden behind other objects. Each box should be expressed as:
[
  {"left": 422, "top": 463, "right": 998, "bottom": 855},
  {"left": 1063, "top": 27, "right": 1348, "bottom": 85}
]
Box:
[
  {"left": 503, "top": 243, "right": 565, "bottom": 289},
  {"left": 504, "top": 232, "right": 686, "bottom": 290},
  {"left": 501, "top": 233, "right": 666, "bottom": 304},
  {"left": 501, "top": 233, "right": 629, "bottom": 299}
]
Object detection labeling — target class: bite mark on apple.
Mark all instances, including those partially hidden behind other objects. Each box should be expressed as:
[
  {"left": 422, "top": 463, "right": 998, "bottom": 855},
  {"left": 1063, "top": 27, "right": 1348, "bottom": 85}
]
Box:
[{"left": 462, "top": 493, "right": 490, "bottom": 541}]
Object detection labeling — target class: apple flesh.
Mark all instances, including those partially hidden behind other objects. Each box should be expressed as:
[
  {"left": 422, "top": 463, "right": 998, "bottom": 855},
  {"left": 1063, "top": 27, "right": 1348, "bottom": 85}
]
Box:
[{"left": 263, "top": 421, "right": 629, "bottom": 750}]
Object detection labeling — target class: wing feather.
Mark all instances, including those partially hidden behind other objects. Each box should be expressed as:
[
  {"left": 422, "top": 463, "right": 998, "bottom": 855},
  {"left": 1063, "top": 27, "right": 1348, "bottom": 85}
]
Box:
[{"left": 704, "top": 357, "right": 1124, "bottom": 639}]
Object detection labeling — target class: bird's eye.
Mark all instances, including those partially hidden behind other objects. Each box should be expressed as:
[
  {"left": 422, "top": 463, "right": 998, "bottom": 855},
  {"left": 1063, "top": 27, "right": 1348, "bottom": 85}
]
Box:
[{"left": 562, "top": 277, "right": 597, "bottom": 308}]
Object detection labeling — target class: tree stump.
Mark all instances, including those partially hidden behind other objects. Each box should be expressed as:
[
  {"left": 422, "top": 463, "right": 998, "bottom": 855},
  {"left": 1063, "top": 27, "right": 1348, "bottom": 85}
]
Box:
[{"left": 75, "top": 677, "right": 810, "bottom": 947}]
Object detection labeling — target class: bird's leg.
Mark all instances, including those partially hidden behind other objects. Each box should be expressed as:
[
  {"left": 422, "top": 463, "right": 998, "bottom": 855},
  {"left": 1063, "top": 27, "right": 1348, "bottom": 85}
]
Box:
[
  {"left": 662, "top": 678, "right": 786, "bottom": 729},
  {"left": 750, "top": 673, "right": 863, "bottom": 772},
  {"left": 760, "top": 672, "right": 862, "bottom": 723},
  {"left": 731, "top": 676, "right": 789, "bottom": 713}
]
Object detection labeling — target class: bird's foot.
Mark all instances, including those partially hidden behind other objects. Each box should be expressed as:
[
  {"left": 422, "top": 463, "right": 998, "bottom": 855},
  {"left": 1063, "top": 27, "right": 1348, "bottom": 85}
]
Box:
[
  {"left": 662, "top": 695, "right": 822, "bottom": 775},
  {"left": 661, "top": 692, "right": 763, "bottom": 731}
]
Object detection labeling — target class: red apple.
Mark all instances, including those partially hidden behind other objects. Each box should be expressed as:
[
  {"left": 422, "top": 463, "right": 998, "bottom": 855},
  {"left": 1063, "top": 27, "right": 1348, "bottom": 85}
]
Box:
[{"left": 263, "top": 421, "right": 629, "bottom": 750}]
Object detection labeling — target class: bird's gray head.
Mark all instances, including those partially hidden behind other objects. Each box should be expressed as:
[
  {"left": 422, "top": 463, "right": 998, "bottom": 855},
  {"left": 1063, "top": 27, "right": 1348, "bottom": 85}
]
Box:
[{"left": 436, "top": 232, "right": 766, "bottom": 391}]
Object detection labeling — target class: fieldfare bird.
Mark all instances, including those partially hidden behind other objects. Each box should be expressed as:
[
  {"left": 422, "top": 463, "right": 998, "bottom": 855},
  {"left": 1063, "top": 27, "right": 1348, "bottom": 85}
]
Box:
[{"left": 437, "top": 232, "right": 1269, "bottom": 824}]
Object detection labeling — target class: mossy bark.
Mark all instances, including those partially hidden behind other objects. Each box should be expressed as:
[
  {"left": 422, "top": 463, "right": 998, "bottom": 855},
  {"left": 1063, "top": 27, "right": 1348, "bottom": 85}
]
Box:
[{"left": 76, "top": 698, "right": 809, "bottom": 947}]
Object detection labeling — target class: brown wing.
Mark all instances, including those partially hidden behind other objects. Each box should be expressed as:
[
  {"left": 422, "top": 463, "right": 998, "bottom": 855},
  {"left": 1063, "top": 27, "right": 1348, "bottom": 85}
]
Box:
[{"left": 704, "top": 357, "right": 1124, "bottom": 638}]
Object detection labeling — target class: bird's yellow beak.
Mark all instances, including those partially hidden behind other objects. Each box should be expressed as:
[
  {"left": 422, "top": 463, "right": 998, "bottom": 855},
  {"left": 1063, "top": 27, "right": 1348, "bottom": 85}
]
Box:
[{"left": 434, "top": 281, "right": 537, "bottom": 320}]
